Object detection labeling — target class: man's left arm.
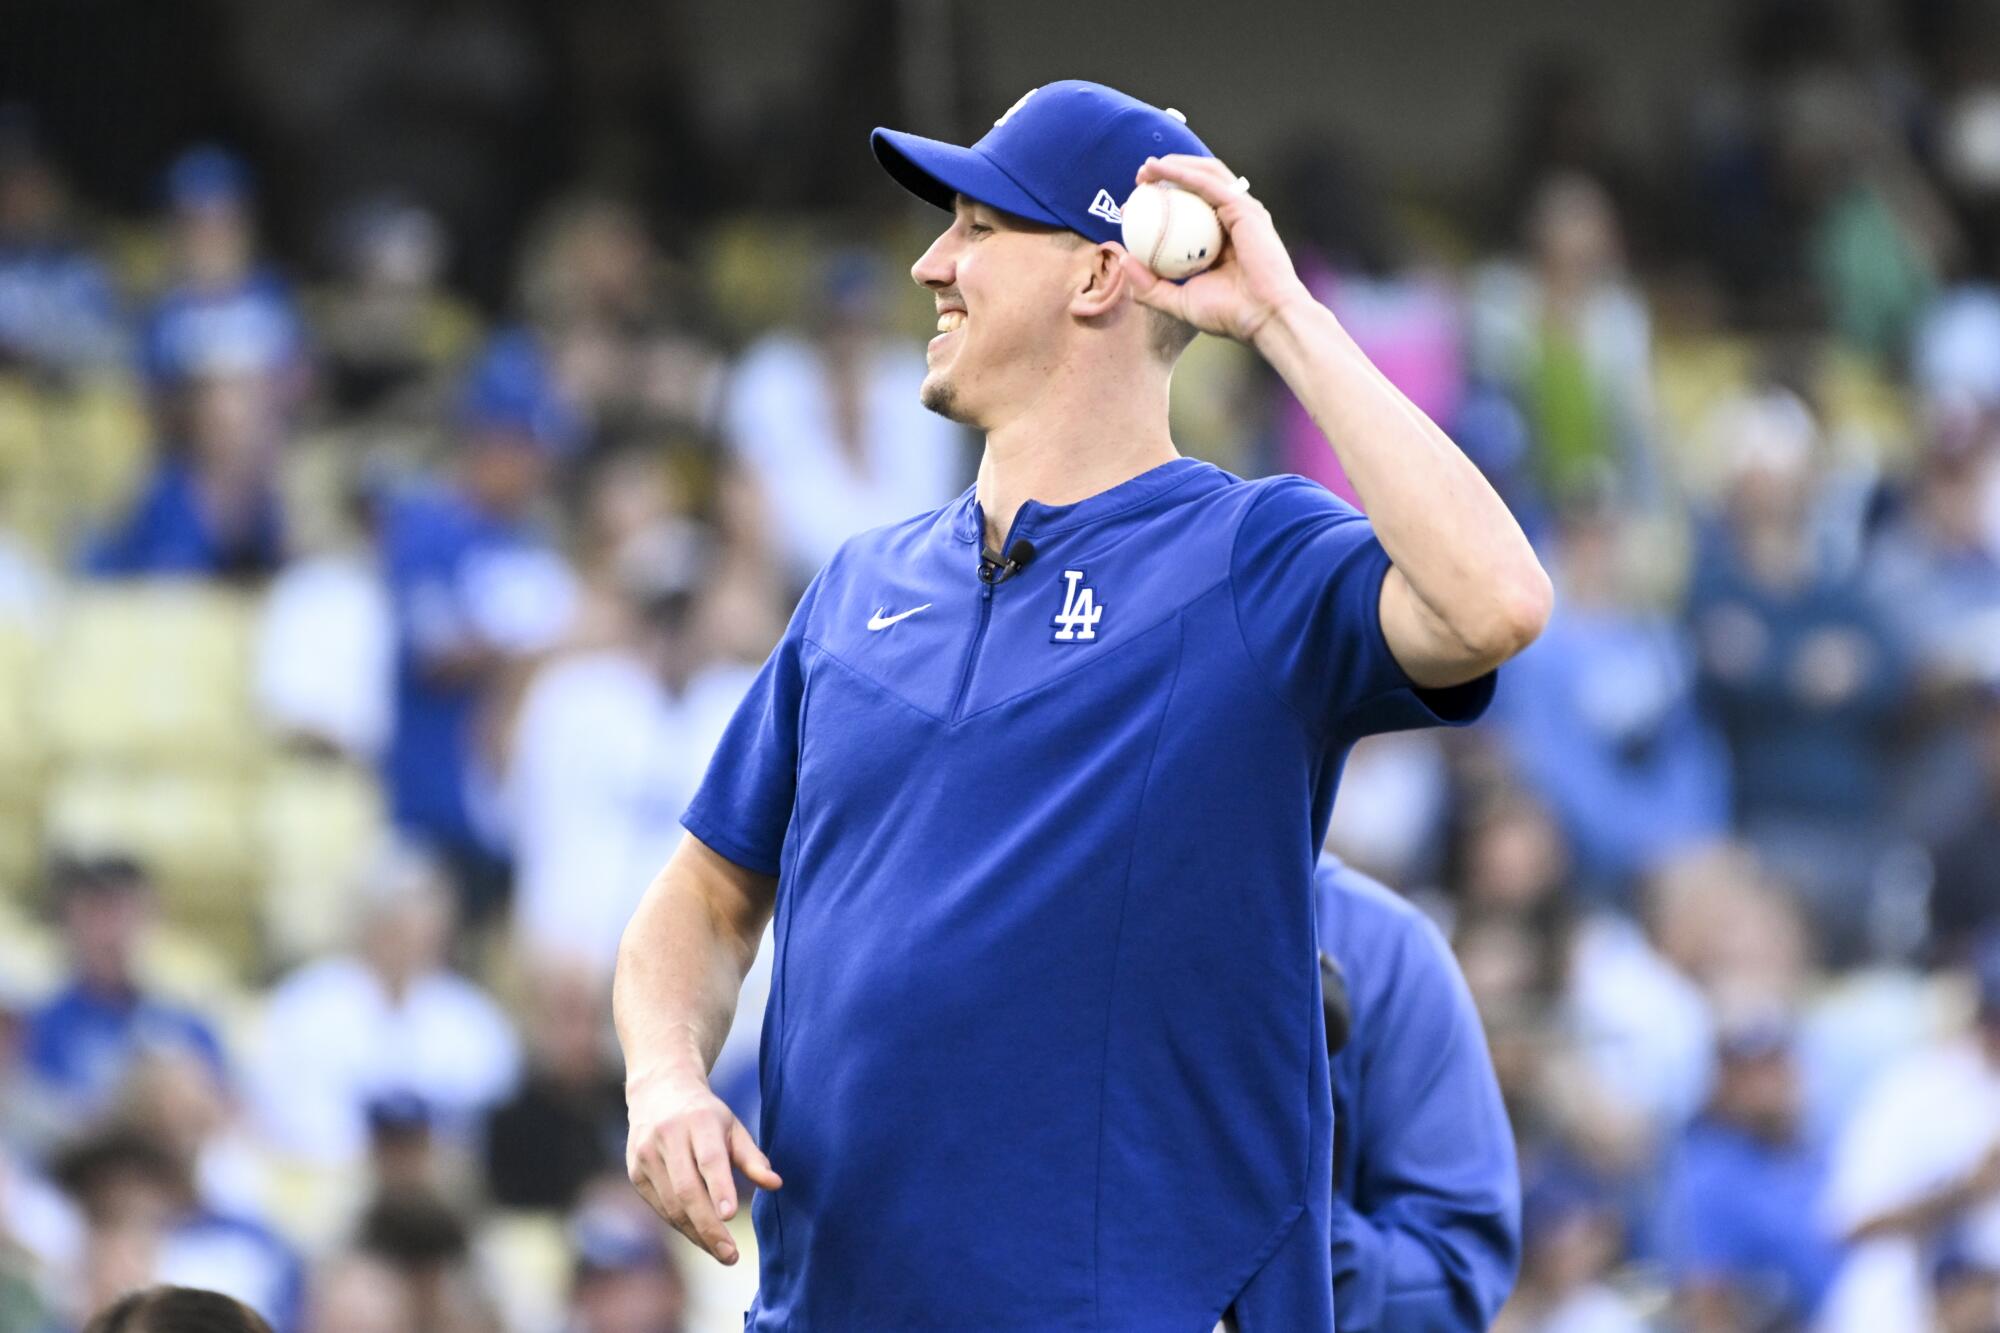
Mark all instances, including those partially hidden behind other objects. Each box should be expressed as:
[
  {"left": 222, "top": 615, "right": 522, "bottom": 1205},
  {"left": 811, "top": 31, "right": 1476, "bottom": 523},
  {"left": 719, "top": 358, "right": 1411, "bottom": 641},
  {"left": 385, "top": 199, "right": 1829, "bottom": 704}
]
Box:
[{"left": 1123, "top": 156, "right": 1552, "bottom": 687}]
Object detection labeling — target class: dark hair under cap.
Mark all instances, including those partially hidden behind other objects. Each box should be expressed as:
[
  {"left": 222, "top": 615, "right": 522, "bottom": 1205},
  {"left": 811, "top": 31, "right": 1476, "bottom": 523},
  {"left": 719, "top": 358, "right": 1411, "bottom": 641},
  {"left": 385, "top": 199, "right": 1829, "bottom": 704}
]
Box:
[{"left": 84, "top": 1287, "right": 274, "bottom": 1333}]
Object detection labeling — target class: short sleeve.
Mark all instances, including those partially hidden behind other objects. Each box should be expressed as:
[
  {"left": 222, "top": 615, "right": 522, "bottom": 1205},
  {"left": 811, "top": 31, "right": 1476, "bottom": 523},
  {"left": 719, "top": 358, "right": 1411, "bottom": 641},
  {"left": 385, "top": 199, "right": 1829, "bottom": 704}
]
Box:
[
  {"left": 679, "top": 569, "right": 825, "bottom": 877},
  {"left": 1230, "top": 477, "right": 1495, "bottom": 740}
]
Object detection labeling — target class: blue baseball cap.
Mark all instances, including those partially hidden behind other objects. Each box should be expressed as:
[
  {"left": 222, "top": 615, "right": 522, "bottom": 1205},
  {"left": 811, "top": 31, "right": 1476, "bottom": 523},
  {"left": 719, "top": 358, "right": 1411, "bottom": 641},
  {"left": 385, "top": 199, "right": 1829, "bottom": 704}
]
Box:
[
  {"left": 871, "top": 80, "right": 1215, "bottom": 247},
  {"left": 455, "top": 328, "right": 582, "bottom": 454},
  {"left": 166, "top": 144, "right": 251, "bottom": 211}
]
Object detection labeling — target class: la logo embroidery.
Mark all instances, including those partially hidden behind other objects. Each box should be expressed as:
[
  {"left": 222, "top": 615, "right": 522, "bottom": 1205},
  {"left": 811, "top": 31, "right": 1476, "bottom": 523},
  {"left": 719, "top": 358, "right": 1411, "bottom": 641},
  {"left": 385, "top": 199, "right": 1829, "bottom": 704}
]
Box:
[
  {"left": 1086, "top": 190, "right": 1123, "bottom": 225},
  {"left": 1051, "top": 569, "right": 1104, "bottom": 642}
]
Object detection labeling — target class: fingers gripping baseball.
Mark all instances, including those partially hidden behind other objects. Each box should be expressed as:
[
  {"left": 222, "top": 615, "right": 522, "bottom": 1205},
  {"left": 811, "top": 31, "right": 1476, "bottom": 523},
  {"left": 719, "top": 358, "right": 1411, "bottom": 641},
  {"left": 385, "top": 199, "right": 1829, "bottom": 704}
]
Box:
[
  {"left": 1119, "top": 153, "right": 1310, "bottom": 346},
  {"left": 627, "top": 1081, "right": 783, "bottom": 1266}
]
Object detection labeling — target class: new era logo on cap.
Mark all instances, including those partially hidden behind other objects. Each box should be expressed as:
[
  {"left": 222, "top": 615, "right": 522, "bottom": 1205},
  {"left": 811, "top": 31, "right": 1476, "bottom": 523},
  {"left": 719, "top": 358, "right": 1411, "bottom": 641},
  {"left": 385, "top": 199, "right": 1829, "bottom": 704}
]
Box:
[{"left": 870, "top": 79, "right": 1215, "bottom": 248}]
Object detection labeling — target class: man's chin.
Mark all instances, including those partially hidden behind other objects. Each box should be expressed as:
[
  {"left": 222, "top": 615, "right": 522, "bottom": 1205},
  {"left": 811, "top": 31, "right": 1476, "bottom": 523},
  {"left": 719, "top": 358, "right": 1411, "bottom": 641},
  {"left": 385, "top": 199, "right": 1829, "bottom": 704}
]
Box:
[{"left": 919, "top": 373, "right": 975, "bottom": 425}]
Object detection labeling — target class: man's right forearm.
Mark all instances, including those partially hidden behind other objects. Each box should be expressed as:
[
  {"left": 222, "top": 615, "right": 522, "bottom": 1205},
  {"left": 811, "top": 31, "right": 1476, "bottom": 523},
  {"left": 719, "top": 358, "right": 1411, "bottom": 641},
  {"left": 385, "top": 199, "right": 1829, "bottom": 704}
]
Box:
[{"left": 614, "top": 837, "right": 771, "bottom": 1091}]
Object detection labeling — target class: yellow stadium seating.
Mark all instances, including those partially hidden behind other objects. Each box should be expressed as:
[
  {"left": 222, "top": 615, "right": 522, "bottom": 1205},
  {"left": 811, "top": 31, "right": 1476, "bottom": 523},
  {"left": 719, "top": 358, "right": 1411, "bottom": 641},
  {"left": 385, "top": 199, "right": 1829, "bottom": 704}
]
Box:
[
  {"left": 255, "top": 755, "right": 387, "bottom": 963},
  {"left": 43, "top": 767, "right": 260, "bottom": 964},
  {"left": 42, "top": 584, "right": 262, "bottom": 770},
  {"left": 0, "top": 620, "right": 46, "bottom": 901}
]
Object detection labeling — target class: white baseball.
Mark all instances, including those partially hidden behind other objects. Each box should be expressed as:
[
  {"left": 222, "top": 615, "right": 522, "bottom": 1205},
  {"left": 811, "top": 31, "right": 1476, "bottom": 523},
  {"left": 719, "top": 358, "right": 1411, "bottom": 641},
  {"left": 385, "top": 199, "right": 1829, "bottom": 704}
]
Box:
[{"left": 1120, "top": 181, "right": 1224, "bottom": 280}]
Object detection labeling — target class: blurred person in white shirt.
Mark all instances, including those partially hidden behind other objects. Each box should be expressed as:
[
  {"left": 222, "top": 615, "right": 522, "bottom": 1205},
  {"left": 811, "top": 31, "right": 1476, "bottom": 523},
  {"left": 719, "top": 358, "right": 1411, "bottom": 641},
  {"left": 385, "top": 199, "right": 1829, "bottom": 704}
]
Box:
[
  {"left": 507, "top": 519, "right": 758, "bottom": 975},
  {"left": 720, "top": 248, "right": 970, "bottom": 588},
  {"left": 254, "top": 474, "right": 394, "bottom": 763},
  {"left": 1818, "top": 933, "right": 2000, "bottom": 1333},
  {"left": 250, "top": 845, "right": 519, "bottom": 1167}
]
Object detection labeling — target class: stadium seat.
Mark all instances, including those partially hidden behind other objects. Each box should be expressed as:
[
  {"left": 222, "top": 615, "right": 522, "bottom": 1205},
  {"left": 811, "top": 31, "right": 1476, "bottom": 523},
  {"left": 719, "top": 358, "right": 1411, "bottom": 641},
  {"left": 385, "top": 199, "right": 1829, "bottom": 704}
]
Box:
[
  {"left": 42, "top": 584, "right": 263, "bottom": 770},
  {"left": 255, "top": 755, "right": 387, "bottom": 963},
  {"left": 0, "top": 620, "right": 47, "bottom": 901},
  {"left": 41, "top": 375, "right": 150, "bottom": 528},
  {"left": 474, "top": 1212, "right": 571, "bottom": 1333},
  {"left": 43, "top": 767, "right": 260, "bottom": 966}
]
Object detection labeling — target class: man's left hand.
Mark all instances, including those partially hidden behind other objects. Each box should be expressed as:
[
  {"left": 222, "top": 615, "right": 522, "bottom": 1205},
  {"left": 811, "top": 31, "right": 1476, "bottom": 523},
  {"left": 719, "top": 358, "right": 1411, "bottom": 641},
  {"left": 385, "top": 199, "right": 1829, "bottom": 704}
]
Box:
[{"left": 1118, "top": 154, "right": 1312, "bottom": 347}]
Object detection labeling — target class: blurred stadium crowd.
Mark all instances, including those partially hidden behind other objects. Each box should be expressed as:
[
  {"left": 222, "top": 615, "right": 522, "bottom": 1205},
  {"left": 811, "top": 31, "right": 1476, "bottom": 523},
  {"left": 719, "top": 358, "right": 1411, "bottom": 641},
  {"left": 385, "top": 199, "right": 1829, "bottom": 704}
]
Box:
[{"left": 3, "top": 0, "right": 2000, "bottom": 1330}]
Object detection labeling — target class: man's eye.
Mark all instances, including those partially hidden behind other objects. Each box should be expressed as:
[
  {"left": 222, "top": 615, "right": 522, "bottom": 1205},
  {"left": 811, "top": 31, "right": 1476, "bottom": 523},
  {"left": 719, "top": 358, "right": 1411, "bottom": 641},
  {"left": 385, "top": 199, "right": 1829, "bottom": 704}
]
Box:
[{"left": 967, "top": 222, "right": 992, "bottom": 236}]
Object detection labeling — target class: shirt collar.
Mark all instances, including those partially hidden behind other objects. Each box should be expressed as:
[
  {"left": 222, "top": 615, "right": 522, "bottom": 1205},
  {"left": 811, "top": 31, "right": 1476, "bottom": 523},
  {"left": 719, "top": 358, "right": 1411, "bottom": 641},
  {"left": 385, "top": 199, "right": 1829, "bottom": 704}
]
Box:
[{"left": 950, "top": 456, "right": 1213, "bottom": 545}]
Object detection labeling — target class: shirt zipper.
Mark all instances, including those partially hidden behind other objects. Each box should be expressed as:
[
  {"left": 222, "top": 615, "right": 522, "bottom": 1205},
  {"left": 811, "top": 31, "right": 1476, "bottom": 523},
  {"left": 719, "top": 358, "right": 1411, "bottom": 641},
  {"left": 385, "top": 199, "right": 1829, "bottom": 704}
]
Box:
[
  {"left": 951, "top": 508, "right": 1029, "bottom": 721},
  {"left": 950, "top": 578, "right": 992, "bottom": 721}
]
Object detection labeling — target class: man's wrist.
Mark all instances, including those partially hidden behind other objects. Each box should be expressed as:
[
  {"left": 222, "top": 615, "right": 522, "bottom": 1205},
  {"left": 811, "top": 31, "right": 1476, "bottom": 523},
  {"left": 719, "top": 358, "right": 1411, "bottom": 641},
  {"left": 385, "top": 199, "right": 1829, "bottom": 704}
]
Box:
[
  {"left": 624, "top": 1053, "right": 709, "bottom": 1098},
  {"left": 1248, "top": 285, "right": 1330, "bottom": 363}
]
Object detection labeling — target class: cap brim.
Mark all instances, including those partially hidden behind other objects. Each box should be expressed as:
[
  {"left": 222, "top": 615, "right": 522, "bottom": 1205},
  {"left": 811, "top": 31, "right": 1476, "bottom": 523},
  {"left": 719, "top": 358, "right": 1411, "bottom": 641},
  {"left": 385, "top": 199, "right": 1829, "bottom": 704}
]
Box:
[{"left": 870, "top": 128, "right": 1064, "bottom": 228}]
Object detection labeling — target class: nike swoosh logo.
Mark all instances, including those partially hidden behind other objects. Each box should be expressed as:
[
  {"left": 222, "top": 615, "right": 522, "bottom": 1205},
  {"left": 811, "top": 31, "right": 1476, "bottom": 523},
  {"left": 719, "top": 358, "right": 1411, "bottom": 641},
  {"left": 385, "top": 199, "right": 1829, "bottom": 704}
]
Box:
[{"left": 867, "top": 604, "right": 932, "bottom": 631}]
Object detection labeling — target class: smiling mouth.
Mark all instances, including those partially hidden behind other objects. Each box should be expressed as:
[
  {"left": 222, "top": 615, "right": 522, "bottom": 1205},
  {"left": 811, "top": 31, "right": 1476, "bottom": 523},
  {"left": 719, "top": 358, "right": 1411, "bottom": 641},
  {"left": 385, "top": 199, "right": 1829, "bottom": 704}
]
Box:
[{"left": 936, "top": 310, "right": 966, "bottom": 333}]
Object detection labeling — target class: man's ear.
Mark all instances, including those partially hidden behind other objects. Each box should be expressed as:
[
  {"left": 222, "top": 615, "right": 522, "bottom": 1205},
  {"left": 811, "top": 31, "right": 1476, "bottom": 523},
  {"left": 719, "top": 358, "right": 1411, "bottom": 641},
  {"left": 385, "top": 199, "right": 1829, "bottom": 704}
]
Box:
[{"left": 1069, "top": 241, "right": 1129, "bottom": 320}]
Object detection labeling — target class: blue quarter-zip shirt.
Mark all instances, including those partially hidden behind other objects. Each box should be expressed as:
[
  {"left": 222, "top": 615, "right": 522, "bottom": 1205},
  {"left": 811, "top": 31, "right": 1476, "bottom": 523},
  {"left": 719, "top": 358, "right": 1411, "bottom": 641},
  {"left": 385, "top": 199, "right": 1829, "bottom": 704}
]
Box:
[{"left": 683, "top": 456, "right": 1495, "bottom": 1331}]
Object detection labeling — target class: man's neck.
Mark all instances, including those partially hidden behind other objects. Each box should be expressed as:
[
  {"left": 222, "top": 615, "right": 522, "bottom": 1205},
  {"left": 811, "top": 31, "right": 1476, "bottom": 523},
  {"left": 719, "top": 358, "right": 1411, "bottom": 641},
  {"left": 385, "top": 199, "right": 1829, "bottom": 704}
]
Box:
[{"left": 973, "top": 361, "right": 1177, "bottom": 551}]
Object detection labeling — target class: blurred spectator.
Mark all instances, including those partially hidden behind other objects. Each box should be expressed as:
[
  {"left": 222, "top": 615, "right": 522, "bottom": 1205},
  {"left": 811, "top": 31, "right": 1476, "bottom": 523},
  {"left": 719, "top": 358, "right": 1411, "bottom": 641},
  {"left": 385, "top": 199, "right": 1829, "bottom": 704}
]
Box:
[
  {"left": 1929, "top": 689, "right": 2000, "bottom": 961},
  {"left": 506, "top": 519, "right": 753, "bottom": 972},
  {"left": 481, "top": 959, "right": 622, "bottom": 1213},
  {"left": 0, "top": 106, "right": 124, "bottom": 378},
  {"left": 1687, "top": 387, "right": 1906, "bottom": 956},
  {"left": 1269, "top": 139, "right": 1465, "bottom": 508},
  {"left": 360, "top": 1094, "right": 446, "bottom": 1205},
  {"left": 84, "top": 1285, "right": 276, "bottom": 1333},
  {"left": 1657, "top": 1015, "right": 1842, "bottom": 1332},
  {"left": 352, "top": 1189, "right": 495, "bottom": 1333},
  {"left": 1931, "top": 1240, "right": 2000, "bottom": 1333},
  {"left": 84, "top": 369, "right": 287, "bottom": 581},
  {"left": 721, "top": 248, "right": 968, "bottom": 587},
  {"left": 1792, "top": 74, "right": 1957, "bottom": 365},
  {"left": 139, "top": 147, "right": 306, "bottom": 399},
  {"left": 518, "top": 195, "right": 724, "bottom": 443},
  {"left": 565, "top": 1191, "right": 687, "bottom": 1333},
  {"left": 1818, "top": 933, "right": 2000, "bottom": 1332},
  {"left": 252, "top": 477, "right": 394, "bottom": 762},
  {"left": 312, "top": 198, "right": 477, "bottom": 426},
  {"left": 1494, "top": 1164, "right": 1645, "bottom": 1333},
  {"left": 1469, "top": 173, "right": 1655, "bottom": 505},
  {"left": 378, "top": 330, "right": 579, "bottom": 916},
  {"left": 304, "top": 1252, "right": 416, "bottom": 1333},
  {"left": 0, "top": 1136, "right": 85, "bottom": 1311},
  {"left": 113, "top": 1047, "right": 267, "bottom": 1227},
  {"left": 22, "top": 857, "right": 226, "bottom": 1124},
  {"left": 1866, "top": 408, "right": 2000, "bottom": 843},
  {"left": 1494, "top": 493, "right": 1732, "bottom": 898},
  {"left": 53, "top": 1129, "right": 302, "bottom": 1333},
  {"left": 250, "top": 845, "right": 519, "bottom": 1167},
  {"left": 1493, "top": 54, "right": 1648, "bottom": 257}
]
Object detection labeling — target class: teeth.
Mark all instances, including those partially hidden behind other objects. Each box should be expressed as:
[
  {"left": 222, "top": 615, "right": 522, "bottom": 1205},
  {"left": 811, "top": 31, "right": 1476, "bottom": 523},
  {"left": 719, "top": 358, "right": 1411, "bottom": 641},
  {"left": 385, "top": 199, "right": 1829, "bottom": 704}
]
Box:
[{"left": 936, "top": 311, "right": 966, "bottom": 333}]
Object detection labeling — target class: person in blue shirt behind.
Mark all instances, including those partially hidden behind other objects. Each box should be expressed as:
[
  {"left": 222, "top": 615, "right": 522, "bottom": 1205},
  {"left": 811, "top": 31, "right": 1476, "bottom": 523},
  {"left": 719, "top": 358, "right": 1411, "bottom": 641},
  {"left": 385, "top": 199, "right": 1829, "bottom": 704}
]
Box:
[
  {"left": 0, "top": 107, "right": 125, "bottom": 379},
  {"left": 138, "top": 147, "right": 307, "bottom": 400},
  {"left": 379, "top": 329, "right": 581, "bottom": 921},
  {"left": 1492, "top": 492, "right": 1731, "bottom": 901},
  {"left": 83, "top": 367, "right": 286, "bottom": 580},
  {"left": 1657, "top": 1014, "right": 1844, "bottom": 1333},
  {"left": 617, "top": 80, "right": 1551, "bottom": 1332},
  {"left": 1315, "top": 853, "right": 1521, "bottom": 1330},
  {"left": 22, "top": 855, "right": 227, "bottom": 1123}
]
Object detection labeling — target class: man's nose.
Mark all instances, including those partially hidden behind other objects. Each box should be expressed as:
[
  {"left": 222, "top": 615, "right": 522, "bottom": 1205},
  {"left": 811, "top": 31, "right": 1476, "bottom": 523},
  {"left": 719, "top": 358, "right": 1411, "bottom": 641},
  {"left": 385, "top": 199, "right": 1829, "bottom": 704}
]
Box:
[{"left": 911, "top": 231, "right": 955, "bottom": 290}]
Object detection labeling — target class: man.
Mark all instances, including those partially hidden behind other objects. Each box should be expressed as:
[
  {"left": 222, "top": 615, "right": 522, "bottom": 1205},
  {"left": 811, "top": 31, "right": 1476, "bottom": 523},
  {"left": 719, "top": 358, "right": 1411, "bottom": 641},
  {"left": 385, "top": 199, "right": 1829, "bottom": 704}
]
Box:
[
  {"left": 617, "top": 80, "right": 1550, "bottom": 1331},
  {"left": 378, "top": 329, "right": 578, "bottom": 918},
  {"left": 1657, "top": 1017, "right": 1842, "bottom": 1332},
  {"left": 1819, "top": 931, "right": 2000, "bottom": 1333},
  {"left": 1315, "top": 854, "right": 1520, "bottom": 1330},
  {"left": 23, "top": 855, "right": 227, "bottom": 1122}
]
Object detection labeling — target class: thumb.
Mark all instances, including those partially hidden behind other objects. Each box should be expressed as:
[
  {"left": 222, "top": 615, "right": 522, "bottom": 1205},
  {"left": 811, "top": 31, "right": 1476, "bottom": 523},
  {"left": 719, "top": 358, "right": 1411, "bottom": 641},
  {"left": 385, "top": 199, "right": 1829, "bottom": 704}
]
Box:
[
  {"left": 730, "top": 1120, "right": 783, "bottom": 1190},
  {"left": 1119, "top": 252, "right": 1179, "bottom": 318}
]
